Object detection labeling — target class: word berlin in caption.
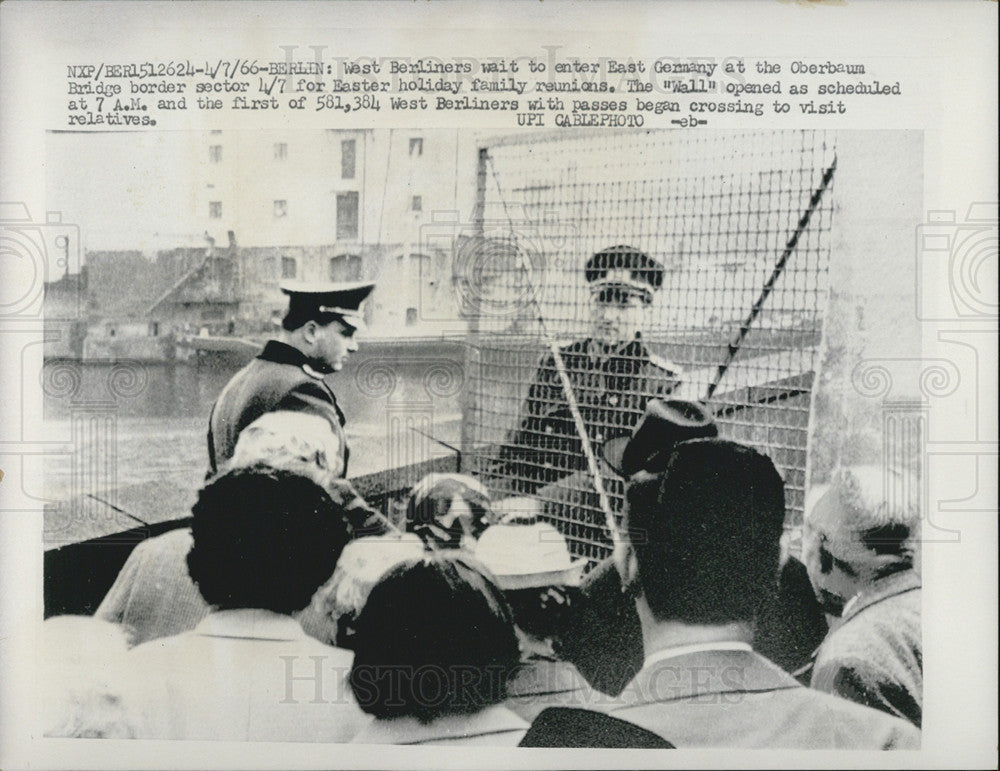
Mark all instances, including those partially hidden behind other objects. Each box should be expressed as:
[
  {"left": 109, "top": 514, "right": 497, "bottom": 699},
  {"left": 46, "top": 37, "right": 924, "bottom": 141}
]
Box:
[{"left": 63, "top": 49, "right": 902, "bottom": 129}]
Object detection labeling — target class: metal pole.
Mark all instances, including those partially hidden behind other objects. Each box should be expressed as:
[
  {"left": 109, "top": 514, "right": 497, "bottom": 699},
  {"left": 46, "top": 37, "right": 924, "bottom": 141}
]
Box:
[
  {"left": 706, "top": 157, "right": 837, "bottom": 401},
  {"left": 484, "top": 151, "right": 619, "bottom": 545},
  {"left": 458, "top": 148, "right": 490, "bottom": 473}
]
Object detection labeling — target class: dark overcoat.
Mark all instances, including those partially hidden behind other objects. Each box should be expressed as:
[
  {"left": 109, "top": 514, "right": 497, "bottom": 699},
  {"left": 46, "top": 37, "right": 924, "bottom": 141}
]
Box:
[
  {"left": 207, "top": 340, "right": 348, "bottom": 476},
  {"left": 496, "top": 337, "right": 679, "bottom": 495}
]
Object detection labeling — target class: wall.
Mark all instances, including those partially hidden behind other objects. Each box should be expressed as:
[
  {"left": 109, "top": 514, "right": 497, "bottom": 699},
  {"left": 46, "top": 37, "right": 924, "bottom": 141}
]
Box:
[{"left": 807, "top": 132, "right": 924, "bottom": 489}]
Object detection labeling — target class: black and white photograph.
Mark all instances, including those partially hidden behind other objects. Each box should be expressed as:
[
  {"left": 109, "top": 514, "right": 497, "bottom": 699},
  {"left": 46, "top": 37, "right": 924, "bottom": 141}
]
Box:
[{"left": 1, "top": 2, "right": 996, "bottom": 768}]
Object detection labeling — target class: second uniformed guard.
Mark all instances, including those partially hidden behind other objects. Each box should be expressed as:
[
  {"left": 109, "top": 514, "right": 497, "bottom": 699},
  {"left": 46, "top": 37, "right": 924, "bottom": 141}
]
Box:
[
  {"left": 207, "top": 279, "right": 375, "bottom": 477},
  {"left": 495, "top": 245, "right": 682, "bottom": 501}
]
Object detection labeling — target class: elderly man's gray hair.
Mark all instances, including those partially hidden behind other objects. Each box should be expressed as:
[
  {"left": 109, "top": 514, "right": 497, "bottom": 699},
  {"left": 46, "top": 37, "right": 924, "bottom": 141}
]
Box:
[
  {"left": 808, "top": 464, "right": 921, "bottom": 558},
  {"left": 230, "top": 410, "right": 344, "bottom": 482}
]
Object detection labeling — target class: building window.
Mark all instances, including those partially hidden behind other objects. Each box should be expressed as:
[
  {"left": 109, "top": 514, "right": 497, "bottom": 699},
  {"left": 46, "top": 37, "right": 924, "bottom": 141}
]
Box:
[
  {"left": 273, "top": 199, "right": 288, "bottom": 218},
  {"left": 336, "top": 192, "right": 359, "bottom": 240},
  {"left": 262, "top": 256, "right": 276, "bottom": 278},
  {"left": 409, "top": 137, "right": 423, "bottom": 156},
  {"left": 411, "top": 195, "right": 422, "bottom": 212},
  {"left": 209, "top": 201, "right": 222, "bottom": 219},
  {"left": 341, "top": 139, "right": 356, "bottom": 179},
  {"left": 210, "top": 130, "right": 222, "bottom": 135},
  {"left": 274, "top": 142, "right": 288, "bottom": 161},
  {"left": 281, "top": 256, "right": 297, "bottom": 279},
  {"left": 329, "top": 254, "right": 363, "bottom": 282},
  {"left": 406, "top": 307, "right": 419, "bottom": 326},
  {"left": 209, "top": 145, "right": 222, "bottom": 163}
]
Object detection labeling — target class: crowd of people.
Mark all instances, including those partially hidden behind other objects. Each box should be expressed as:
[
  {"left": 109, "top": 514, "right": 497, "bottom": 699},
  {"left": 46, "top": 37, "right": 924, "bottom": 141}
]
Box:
[
  {"left": 44, "top": 400, "right": 923, "bottom": 748},
  {"left": 42, "top": 267, "right": 923, "bottom": 748}
]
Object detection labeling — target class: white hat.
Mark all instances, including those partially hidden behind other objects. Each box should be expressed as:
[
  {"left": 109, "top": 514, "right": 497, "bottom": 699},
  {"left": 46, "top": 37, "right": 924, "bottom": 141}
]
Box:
[
  {"left": 492, "top": 496, "right": 543, "bottom": 525},
  {"left": 473, "top": 522, "right": 587, "bottom": 590}
]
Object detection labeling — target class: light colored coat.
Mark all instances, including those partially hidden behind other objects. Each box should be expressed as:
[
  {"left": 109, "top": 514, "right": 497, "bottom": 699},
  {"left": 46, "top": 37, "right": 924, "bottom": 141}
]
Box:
[
  {"left": 604, "top": 649, "right": 920, "bottom": 749},
  {"left": 126, "top": 609, "right": 367, "bottom": 742},
  {"left": 505, "top": 655, "right": 597, "bottom": 723},
  {"left": 350, "top": 704, "right": 527, "bottom": 746},
  {"left": 811, "top": 569, "right": 922, "bottom": 727},
  {"left": 95, "top": 528, "right": 208, "bottom": 646}
]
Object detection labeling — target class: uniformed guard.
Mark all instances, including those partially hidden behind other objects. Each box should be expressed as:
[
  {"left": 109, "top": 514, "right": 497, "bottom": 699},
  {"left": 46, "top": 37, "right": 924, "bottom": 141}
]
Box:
[
  {"left": 207, "top": 279, "right": 375, "bottom": 477},
  {"left": 495, "top": 244, "right": 681, "bottom": 502}
]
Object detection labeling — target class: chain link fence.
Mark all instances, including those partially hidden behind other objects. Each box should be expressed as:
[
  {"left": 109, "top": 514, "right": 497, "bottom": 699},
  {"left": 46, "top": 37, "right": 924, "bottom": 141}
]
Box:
[{"left": 460, "top": 129, "right": 837, "bottom": 561}]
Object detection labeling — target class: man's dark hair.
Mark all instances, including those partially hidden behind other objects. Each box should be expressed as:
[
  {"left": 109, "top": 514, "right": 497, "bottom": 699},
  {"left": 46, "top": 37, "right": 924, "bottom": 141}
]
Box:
[
  {"left": 625, "top": 438, "right": 786, "bottom": 626},
  {"left": 187, "top": 466, "right": 352, "bottom": 614},
  {"left": 348, "top": 554, "right": 520, "bottom": 723}
]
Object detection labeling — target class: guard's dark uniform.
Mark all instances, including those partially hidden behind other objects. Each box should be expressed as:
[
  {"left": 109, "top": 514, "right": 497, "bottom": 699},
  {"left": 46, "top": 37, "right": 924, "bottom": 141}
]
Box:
[
  {"left": 207, "top": 340, "right": 348, "bottom": 476},
  {"left": 496, "top": 337, "right": 679, "bottom": 495},
  {"left": 491, "top": 245, "right": 680, "bottom": 557},
  {"left": 206, "top": 280, "right": 373, "bottom": 477}
]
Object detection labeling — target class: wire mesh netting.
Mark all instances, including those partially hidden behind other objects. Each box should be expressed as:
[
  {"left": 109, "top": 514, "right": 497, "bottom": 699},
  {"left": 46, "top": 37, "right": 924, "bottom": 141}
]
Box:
[{"left": 460, "top": 129, "right": 837, "bottom": 562}]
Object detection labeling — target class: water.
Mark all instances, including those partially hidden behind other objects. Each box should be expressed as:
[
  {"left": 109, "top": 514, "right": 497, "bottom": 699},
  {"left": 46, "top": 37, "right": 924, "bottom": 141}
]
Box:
[{"left": 42, "top": 341, "right": 466, "bottom": 507}]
